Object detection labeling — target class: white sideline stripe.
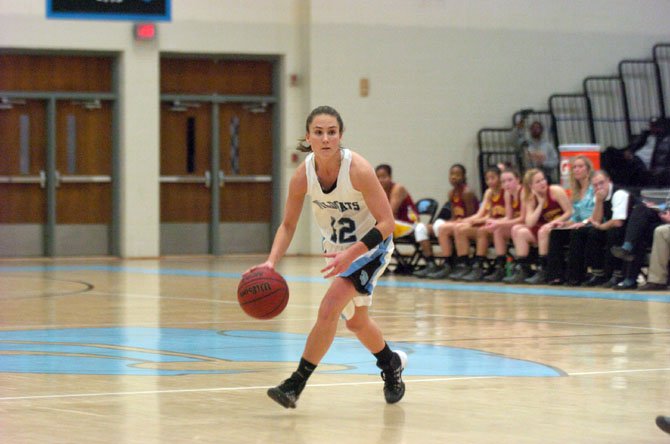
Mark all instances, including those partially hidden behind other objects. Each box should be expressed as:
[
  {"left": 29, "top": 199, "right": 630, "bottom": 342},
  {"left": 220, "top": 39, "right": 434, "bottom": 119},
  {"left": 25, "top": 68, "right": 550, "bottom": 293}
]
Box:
[
  {"left": 2, "top": 368, "right": 669, "bottom": 402},
  {"left": 569, "top": 367, "right": 670, "bottom": 376},
  {"left": 35, "top": 406, "right": 108, "bottom": 417},
  {"left": 0, "top": 377, "right": 495, "bottom": 401}
]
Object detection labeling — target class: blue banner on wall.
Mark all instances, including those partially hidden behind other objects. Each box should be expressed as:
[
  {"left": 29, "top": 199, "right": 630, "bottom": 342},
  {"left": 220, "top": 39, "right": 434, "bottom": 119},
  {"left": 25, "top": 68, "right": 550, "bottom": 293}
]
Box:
[{"left": 47, "top": 0, "right": 171, "bottom": 22}]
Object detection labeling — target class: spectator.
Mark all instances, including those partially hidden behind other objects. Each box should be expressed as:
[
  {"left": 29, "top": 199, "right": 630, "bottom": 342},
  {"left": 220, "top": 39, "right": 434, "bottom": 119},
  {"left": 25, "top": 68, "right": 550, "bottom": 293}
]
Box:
[
  {"left": 515, "top": 118, "right": 559, "bottom": 183},
  {"left": 601, "top": 116, "right": 670, "bottom": 188},
  {"left": 448, "top": 166, "right": 505, "bottom": 281},
  {"left": 638, "top": 222, "right": 670, "bottom": 290},
  {"left": 565, "top": 170, "right": 634, "bottom": 287},
  {"left": 503, "top": 169, "right": 572, "bottom": 284},
  {"left": 375, "top": 164, "right": 419, "bottom": 239},
  {"left": 543, "top": 155, "right": 596, "bottom": 285},
  {"left": 611, "top": 195, "right": 670, "bottom": 290},
  {"left": 483, "top": 168, "right": 525, "bottom": 282},
  {"left": 413, "top": 164, "right": 478, "bottom": 278}
]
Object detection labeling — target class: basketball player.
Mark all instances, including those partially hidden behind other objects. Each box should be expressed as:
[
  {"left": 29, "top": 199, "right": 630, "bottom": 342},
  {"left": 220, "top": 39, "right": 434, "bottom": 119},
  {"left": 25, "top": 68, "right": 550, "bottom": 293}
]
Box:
[
  {"left": 244, "top": 106, "right": 407, "bottom": 409},
  {"left": 503, "top": 168, "right": 572, "bottom": 284},
  {"left": 374, "top": 163, "right": 419, "bottom": 239}
]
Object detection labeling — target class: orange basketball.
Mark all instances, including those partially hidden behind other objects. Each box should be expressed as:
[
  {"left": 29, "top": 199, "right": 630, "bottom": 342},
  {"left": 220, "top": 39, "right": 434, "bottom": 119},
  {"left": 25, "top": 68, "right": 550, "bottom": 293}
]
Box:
[{"left": 237, "top": 268, "right": 289, "bottom": 319}]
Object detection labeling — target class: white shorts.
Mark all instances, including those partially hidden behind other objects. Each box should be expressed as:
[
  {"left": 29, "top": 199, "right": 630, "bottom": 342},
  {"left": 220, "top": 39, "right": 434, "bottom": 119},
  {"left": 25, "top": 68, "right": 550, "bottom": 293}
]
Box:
[
  {"left": 415, "top": 218, "right": 447, "bottom": 242},
  {"left": 323, "top": 236, "right": 394, "bottom": 320}
]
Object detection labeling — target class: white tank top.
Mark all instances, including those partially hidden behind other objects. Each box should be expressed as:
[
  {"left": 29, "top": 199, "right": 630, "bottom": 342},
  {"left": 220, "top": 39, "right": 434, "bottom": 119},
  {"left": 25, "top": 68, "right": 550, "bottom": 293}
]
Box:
[{"left": 305, "top": 148, "right": 376, "bottom": 252}]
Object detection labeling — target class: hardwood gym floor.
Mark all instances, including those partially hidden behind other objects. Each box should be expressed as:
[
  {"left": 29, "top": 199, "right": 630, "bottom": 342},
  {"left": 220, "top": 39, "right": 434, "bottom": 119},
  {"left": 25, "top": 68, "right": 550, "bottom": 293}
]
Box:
[{"left": 1, "top": 256, "right": 668, "bottom": 443}]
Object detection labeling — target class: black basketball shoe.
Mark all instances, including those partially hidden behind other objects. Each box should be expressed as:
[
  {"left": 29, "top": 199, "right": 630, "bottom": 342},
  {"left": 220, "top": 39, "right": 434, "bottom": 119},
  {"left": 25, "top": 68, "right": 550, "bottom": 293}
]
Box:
[
  {"left": 379, "top": 350, "right": 408, "bottom": 404},
  {"left": 656, "top": 415, "right": 670, "bottom": 434},
  {"left": 267, "top": 372, "right": 306, "bottom": 409}
]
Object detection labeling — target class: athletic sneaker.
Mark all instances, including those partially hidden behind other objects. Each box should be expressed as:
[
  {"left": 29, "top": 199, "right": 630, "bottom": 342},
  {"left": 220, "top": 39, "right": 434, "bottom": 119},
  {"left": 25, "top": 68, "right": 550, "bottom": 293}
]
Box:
[
  {"left": 656, "top": 415, "right": 670, "bottom": 434},
  {"left": 610, "top": 245, "right": 635, "bottom": 262},
  {"left": 414, "top": 262, "right": 439, "bottom": 278},
  {"left": 461, "top": 264, "right": 485, "bottom": 282},
  {"left": 267, "top": 372, "right": 306, "bottom": 409},
  {"left": 426, "top": 265, "right": 450, "bottom": 279},
  {"left": 378, "top": 350, "right": 407, "bottom": 404}
]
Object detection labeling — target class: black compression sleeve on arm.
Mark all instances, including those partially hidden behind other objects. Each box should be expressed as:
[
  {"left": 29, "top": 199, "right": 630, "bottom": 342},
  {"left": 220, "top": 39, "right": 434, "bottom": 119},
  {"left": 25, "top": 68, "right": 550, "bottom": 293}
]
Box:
[{"left": 361, "top": 227, "right": 383, "bottom": 250}]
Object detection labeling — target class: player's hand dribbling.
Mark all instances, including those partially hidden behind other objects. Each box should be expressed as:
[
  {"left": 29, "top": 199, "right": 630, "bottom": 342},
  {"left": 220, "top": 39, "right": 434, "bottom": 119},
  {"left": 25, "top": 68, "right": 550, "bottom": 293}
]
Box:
[{"left": 243, "top": 260, "right": 274, "bottom": 277}]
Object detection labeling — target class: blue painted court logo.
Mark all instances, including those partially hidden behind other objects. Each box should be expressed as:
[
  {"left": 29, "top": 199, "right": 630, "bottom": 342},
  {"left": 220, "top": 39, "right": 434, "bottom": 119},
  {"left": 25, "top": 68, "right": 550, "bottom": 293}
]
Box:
[{"left": 0, "top": 328, "right": 562, "bottom": 377}]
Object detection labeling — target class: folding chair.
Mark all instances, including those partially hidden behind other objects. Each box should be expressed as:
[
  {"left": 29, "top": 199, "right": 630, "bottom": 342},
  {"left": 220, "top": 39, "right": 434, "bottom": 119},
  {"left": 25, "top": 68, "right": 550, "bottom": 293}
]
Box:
[{"left": 390, "top": 198, "right": 439, "bottom": 274}]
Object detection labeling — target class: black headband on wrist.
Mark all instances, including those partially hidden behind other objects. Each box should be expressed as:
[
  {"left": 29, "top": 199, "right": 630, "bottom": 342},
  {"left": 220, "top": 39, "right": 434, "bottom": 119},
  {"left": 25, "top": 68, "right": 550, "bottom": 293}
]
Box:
[{"left": 361, "top": 227, "right": 383, "bottom": 250}]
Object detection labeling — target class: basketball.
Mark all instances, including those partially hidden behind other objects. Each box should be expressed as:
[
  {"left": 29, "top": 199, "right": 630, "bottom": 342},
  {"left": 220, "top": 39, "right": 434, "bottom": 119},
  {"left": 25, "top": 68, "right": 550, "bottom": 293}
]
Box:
[{"left": 237, "top": 268, "right": 289, "bottom": 319}]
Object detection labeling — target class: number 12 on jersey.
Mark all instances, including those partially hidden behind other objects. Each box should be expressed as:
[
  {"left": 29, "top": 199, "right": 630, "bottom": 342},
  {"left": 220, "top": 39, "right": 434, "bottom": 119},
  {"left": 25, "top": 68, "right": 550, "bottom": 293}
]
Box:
[{"left": 330, "top": 217, "right": 357, "bottom": 243}]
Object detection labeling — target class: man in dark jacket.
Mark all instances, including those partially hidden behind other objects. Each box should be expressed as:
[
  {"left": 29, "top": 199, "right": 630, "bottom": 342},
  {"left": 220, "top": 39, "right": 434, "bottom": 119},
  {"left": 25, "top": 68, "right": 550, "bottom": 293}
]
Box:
[{"left": 601, "top": 117, "right": 670, "bottom": 187}]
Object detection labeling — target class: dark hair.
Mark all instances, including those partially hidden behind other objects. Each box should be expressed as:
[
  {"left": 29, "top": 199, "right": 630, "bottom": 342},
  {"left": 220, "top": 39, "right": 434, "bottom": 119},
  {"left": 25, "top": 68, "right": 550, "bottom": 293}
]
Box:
[
  {"left": 450, "top": 163, "right": 467, "bottom": 183},
  {"left": 592, "top": 169, "right": 610, "bottom": 180},
  {"left": 485, "top": 166, "right": 501, "bottom": 177},
  {"left": 650, "top": 117, "right": 670, "bottom": 134},
  {"left": 296, "top": 106, "right": 345, "bottom": 152},
  {"left": 375, "top": 164, "right": 392, "bottom": 176},
  {"left": 451, "top": 163, "right": 466, "bottom": 175}
]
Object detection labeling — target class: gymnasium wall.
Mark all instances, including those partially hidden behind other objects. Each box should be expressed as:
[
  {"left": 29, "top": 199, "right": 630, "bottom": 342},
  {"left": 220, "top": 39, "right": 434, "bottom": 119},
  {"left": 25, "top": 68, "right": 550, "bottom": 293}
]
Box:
[
  {"left": 1, "top": 1, "right": 669, "bottom": 256},
  {"left": 0, "top": 0, "right": 308, "bottom": 256}
]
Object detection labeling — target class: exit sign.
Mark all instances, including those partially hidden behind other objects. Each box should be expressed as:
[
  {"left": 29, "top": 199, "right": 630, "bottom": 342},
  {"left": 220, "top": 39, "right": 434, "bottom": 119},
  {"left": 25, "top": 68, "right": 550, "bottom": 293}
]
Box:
[{"left": 47, "top": 0, "right": 171, "bottom": 22}]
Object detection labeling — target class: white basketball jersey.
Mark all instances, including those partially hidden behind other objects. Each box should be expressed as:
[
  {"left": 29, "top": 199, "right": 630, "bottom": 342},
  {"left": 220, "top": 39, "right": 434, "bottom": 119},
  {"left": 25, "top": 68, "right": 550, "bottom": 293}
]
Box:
[{"left": 305, "top": 148, "right": 377, "bottom": 252}]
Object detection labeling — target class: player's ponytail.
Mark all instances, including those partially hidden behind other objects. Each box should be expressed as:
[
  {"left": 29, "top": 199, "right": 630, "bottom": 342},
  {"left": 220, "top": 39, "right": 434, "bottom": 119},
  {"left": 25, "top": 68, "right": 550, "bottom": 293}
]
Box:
[{"left": 296, "top": 138, "right": 311, "bottom": 152}]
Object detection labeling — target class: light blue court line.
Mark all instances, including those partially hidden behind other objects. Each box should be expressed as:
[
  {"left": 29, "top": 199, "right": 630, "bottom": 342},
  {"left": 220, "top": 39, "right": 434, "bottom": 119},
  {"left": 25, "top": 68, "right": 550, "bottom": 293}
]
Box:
[
  {"left": 0, "top": 265, "right": 320, "bottom": 283},
  {"left": 1, "top": 264, "right": 670, "bottom": 303},
  {"left": 374, "top": 280, "right": 670, "bottom": 303},
  {"left": 0, "top": 265, "right": 239, "bottom": 279},
  {"left": 0, "top": 328, "right": 562, "bottom": 377}
]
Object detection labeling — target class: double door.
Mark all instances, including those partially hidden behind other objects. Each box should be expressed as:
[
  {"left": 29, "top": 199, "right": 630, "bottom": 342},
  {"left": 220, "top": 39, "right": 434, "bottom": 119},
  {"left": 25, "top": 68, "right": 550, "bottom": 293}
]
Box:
[
  {"left": 0, "top": 97, "right": 113, "bottom": 256},
  {"left": 160, "top": 99, "right": 275, "bottom": 255}
]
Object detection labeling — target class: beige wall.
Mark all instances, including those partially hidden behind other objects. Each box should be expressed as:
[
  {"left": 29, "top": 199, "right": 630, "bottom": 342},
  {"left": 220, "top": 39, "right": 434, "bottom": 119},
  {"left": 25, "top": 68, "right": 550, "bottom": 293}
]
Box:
[{"left": 1, "top": 0, "right": 669, "bottom": 256}]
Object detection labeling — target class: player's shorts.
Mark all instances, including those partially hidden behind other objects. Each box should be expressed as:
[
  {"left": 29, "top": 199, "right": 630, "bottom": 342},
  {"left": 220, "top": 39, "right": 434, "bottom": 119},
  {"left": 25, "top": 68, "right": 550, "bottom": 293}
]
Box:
[
  {"left": 323, "top": 236, "right": 394, "bottom": 320},
  {"left": 530, "top": 223, "right": 542, "bottom": 239}
]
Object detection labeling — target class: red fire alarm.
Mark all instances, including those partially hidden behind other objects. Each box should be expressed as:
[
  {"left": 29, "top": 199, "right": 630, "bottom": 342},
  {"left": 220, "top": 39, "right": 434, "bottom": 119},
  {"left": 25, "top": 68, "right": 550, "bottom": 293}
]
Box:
[{"left": 134, "top": 23, "right": 157, "bottom": 41}]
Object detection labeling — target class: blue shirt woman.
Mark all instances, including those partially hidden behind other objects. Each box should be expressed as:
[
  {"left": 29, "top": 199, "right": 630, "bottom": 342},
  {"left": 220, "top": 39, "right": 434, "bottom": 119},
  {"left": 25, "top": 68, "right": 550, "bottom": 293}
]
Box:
[{"left": 570, "top": 184, "right": 595, "bottom": 223}]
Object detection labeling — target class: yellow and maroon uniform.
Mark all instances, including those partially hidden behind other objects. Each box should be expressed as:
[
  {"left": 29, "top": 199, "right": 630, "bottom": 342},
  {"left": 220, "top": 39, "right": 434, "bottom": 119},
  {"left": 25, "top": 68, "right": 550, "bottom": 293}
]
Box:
[
  {"left": 486, "top": 189, "right": 506, "bottom": 219},
  {"left": 450, "top": 186, "right": 477, "bottom": 220},
  {"left": 531, "top": 186, "right": 564, "bottom": 236},
  {"left": 510, "top": 188, "right": 522, "bottom": 219}
]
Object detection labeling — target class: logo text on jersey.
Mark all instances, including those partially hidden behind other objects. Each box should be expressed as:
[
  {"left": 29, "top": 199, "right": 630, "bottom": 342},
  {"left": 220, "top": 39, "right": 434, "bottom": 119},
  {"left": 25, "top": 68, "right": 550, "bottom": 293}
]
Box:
[{"left": 312, "top": 200, "right": 361, "bottom": 212}]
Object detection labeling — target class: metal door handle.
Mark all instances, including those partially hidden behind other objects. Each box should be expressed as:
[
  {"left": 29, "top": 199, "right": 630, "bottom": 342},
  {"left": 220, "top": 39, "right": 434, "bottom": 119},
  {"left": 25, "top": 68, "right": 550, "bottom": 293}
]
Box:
[
  {"left": 159, "top": 174, "right": 210, "bottom": 187},
  {"left": 0, "top": 174, "right": 45, "bottom": 188},
  {"left": 221, "top": 175, "right": 272, "bottom": 183},
  {"left": 204, "top": 171, "right": 211, "bottom": 188},
  {"left": 59, "top": 175, "right": 112, "bottom": 184}
]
